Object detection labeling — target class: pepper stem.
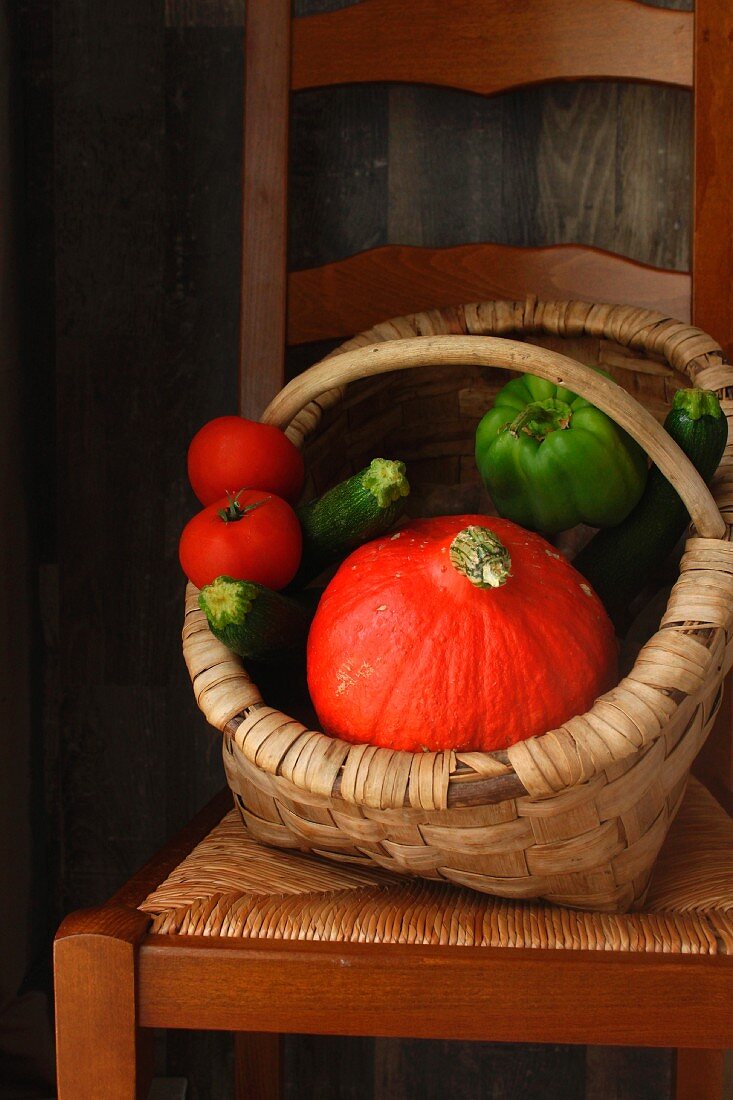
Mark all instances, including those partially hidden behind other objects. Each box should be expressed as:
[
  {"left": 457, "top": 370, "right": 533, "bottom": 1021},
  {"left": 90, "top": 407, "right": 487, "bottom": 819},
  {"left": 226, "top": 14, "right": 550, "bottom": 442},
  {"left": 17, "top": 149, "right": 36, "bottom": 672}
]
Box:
[
  {"left": 507, "top": 397, "right": 573, "bottom": 441},
  {"left": 673, "top": 387, "right": 722, "bottom": 421},
  {"left": 449, "top": 526, "right": 511, "bottom": 589},
  {"left": 217, "top": 490, "right": 271, "bottom": 523}
]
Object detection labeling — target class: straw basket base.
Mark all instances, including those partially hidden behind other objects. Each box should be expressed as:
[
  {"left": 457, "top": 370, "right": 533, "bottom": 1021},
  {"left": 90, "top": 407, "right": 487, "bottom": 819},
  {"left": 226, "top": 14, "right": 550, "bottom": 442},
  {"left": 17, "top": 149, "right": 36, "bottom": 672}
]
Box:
[
  {"left": 219, "top": 664, "right": 725, "bottom": 914},
  {"left": 141, "top": 777, "right": 733, "bottom": 952}
]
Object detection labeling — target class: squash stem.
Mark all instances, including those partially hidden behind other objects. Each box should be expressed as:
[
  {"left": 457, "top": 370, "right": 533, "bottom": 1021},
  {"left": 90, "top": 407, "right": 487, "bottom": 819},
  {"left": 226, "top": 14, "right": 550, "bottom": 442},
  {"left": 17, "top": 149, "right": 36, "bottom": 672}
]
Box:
[{"left": 449, "top": 526, "right": 511, "bottom": 589}]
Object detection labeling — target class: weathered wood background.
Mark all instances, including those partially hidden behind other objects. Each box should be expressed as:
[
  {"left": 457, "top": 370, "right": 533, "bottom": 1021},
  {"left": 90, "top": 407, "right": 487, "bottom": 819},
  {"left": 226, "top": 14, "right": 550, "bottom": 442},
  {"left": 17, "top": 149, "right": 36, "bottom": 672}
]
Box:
[{"left": 16, "top": 0, "right": 693, "bottom": 1095}]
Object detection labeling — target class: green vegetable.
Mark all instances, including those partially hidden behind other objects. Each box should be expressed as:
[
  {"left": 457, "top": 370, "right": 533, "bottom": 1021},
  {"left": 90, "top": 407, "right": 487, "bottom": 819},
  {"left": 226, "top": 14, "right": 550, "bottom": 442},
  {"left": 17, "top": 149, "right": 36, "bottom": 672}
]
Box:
[
  {"left": 474, "top": 372, "right": 649, "bottom": 533},
  {"left": 293, "top": 457, "right": 410, "bottom": 585},
  {"left": 199, "top": 575, "right": 312, "bottom": 661},
  {"left": 573, "top": 388, "right": 728, "bottom": 628}
]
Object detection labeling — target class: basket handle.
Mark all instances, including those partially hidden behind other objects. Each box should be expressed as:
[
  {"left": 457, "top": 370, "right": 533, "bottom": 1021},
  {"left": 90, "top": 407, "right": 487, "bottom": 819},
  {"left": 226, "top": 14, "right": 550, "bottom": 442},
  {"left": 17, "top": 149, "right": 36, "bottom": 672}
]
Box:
[{"left": 262, "top": 335, "right": 726, "bottom": 540}]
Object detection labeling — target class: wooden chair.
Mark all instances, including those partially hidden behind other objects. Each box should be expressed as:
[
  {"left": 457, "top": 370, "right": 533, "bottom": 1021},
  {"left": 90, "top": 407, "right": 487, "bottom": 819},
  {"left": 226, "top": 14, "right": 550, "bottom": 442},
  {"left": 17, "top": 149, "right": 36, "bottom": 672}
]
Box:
[{"left": 54, "top": 2, "right": 733, "bottom": 1097}]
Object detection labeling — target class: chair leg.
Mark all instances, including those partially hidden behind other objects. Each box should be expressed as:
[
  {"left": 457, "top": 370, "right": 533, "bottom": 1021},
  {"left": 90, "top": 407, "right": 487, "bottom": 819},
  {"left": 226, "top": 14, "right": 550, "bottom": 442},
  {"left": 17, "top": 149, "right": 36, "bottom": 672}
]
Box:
[
  {"left": 675, "top": 1049, "right": 725, "bottom": 1100},
  {"left": 54, "top": 906, "right": 153, "bottom": 1100},
  {"left": 234, "top": 1032, "right": 282, "bottom": 1100}
]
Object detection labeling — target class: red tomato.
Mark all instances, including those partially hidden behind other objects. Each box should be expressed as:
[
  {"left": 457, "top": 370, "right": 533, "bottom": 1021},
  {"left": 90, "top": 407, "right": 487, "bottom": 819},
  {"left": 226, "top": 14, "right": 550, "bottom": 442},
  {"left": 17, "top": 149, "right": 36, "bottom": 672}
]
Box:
[
  {"left": 187, "top": 416, "right": 304, "bottom": 506},
  {"left": 179, "top": 489, "right": 302, "bottom": 591}
]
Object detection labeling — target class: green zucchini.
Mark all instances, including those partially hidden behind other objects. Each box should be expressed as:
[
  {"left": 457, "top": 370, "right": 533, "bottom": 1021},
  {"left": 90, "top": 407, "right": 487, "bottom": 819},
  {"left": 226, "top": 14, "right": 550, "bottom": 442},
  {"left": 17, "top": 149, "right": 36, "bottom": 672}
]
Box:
[
  {"left": 573, "top": 388, "right": 728, "bottom": 629},
  {"left": 293, "top": 457, "right": 410, "bottom": 585},
  {"left": 199, "top": 575, "right": 312, "bottom": 661}
]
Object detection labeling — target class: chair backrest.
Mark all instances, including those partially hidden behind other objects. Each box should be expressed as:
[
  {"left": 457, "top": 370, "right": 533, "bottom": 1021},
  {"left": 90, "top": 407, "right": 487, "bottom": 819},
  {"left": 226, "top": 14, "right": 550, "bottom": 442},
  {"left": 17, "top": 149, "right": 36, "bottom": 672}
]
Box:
[{"left": 239, "top": 0, "right": 732, "bottom": 418}]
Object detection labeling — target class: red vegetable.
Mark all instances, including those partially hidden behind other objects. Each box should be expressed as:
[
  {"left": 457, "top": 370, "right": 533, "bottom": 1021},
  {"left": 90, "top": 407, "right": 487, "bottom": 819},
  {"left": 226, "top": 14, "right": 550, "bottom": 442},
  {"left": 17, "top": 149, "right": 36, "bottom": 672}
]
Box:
[
  {"left": 187, "top": 416, "right": 304, "bottom": 506},
  {"left": 307, "top": 515, "right": 617, "bottom": 752},
  {"left": 179, "top": 489, "right": 302, "bottom": 591}
]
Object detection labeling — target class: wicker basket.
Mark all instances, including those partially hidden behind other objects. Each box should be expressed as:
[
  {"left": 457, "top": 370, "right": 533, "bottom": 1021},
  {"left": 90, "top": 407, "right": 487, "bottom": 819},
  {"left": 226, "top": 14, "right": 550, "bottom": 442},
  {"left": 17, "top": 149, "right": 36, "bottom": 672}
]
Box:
[{"left": 183, "top": 297, "right": 733, "bottom": 913}]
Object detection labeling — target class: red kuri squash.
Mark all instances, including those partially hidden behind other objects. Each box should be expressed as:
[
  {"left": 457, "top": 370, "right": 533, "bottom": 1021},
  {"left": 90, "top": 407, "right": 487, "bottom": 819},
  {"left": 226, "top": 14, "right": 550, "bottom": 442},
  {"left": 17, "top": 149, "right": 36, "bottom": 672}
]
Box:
[{"left": 307, "top": 515, "right": 618, "bottom": 752}]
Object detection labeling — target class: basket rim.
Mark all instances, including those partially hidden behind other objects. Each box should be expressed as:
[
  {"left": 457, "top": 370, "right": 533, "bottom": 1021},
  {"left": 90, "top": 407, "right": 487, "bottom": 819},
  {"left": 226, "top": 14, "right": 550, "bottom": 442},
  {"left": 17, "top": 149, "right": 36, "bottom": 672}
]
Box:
[{"left": 184, "top": 296, "right": 733, "bottom": 810}]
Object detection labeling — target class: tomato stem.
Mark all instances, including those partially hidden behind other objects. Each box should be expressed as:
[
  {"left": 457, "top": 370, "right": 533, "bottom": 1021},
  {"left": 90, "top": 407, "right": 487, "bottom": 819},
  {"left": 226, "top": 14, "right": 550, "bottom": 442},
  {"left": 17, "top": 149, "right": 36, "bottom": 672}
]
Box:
[{"left": 217, "top": 490, "right": 271, "bottom": 524}]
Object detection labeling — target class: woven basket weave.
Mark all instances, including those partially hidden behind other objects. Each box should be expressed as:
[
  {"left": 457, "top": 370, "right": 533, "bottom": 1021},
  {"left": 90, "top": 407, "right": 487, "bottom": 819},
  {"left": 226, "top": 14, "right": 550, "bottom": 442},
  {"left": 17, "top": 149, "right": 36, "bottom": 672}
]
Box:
[{"left": 183, "top": 297, "right": 733, "bottom": 913}]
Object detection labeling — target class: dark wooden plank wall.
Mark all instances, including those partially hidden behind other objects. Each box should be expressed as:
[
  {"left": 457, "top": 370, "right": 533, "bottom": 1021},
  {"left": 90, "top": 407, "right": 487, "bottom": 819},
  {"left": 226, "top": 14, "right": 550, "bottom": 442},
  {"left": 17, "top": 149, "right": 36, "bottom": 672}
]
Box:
[{"left": 17, "top": 0, "right": 693, "bottom": 1095}]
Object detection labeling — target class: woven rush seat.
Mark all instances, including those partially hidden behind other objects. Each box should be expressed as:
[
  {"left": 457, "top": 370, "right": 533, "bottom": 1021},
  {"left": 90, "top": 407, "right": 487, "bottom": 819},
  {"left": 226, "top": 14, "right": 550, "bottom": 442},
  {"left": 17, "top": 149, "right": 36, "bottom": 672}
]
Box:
[{"left": 140, "top": 777, "right": 732, "bottom": 953}]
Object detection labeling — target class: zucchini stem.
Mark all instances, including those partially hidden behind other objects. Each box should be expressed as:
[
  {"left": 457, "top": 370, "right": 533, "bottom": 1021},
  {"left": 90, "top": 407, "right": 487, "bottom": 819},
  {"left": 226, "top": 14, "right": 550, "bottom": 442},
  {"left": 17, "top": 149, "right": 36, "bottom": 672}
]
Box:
[
  {"left": 360, "top": 458, "right": 410, "bottom": 507},
  {"left": 673, "top": 387, "right": 723, "bottom": 421},
  {"left": 199, "top": 575, "right": 312, "bottom": 661},
  {"left": 199, "top": 575, "right": 258, "bottom": 628}
]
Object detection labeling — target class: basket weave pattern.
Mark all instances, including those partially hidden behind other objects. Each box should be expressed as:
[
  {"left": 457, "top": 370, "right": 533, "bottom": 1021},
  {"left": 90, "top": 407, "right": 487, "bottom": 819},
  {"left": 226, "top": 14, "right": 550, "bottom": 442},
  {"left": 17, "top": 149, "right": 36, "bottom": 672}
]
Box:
[{"left": 183, "top": 298, "right": 733, "bottom": 912}]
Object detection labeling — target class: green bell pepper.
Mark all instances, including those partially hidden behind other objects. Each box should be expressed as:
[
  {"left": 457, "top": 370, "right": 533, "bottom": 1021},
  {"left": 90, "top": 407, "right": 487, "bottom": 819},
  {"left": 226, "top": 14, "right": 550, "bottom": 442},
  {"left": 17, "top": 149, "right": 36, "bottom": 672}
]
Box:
[{"left": 474, "top": 373, "right": 648, "bottom": 534}]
